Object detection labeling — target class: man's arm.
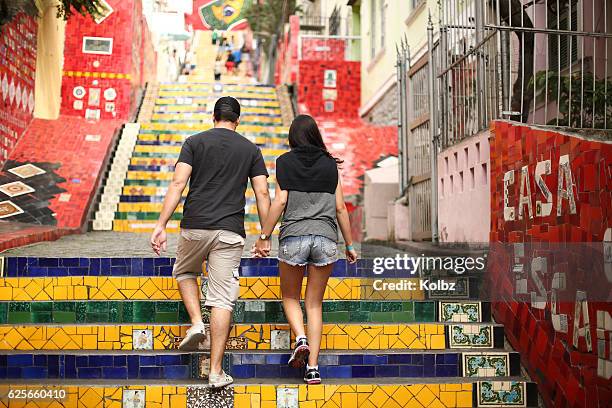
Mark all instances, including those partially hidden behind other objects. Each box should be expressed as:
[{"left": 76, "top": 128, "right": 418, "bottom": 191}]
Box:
[
  {"left": 150, "top": 162, "right": 192, "bottom": 255},
  {"left": 251, "top": 175, "right": 271, "bottom": 228}
]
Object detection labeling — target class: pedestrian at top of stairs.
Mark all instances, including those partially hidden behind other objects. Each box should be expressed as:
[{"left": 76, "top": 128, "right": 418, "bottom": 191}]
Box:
[
  {"left": 253, "top": 114, "right": 358, "bottom": 385},
  {"left": 150, "top": 96, "right": 271, "bottom": 389}
]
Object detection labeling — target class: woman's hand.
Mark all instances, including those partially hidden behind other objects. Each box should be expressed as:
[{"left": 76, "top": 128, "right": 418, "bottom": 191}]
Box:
[
  {"left": 345, "top": 248, "right": 357, "bottom": 264},
  {"left": 253, "top": 238, "right": 271, "bottom": 258}
]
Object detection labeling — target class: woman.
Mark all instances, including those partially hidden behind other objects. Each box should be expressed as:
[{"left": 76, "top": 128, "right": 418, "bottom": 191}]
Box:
[{"left": 255, "top": 114, "right": 357, "bottom": 385}]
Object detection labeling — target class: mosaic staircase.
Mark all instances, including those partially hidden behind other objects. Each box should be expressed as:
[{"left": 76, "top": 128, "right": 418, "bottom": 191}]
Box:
[
  {"left": 91, "top": 81, "right": 286, "bottom": 235},
  {"left": 0, "top": 255, "right": 539, "bottom": 407}
]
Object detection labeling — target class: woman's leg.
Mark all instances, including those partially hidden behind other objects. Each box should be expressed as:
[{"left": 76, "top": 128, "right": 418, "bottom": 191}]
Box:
[
  {"left": 279, "top": 262, "right": 306, "bottom": 338},
  {"left": 304, "top": 263, "right": 333, "bottom": 366}
]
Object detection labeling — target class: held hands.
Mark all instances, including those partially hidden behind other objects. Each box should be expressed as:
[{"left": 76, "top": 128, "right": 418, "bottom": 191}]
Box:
[
  {"left": 150, "top": 224, "right": 167, "bottom": 256},
  {"left": 345, "top": 247, "right": 357, "bottom": 264},
  {"left": 252, "top": 238, "right": 271, "bottom": 258}
]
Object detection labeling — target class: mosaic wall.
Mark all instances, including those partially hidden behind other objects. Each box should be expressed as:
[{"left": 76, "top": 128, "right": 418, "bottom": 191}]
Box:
[
  {"left": 1, "top": 116, "right": 122, "bottom": 229},
  {"left": 300, "top": 38, "right": 346, "bottom": 61},
  {"left": 297, "top": 61, "right": 361, "bottom": 119},
  {"left": 61, "top": 0, "right": 154, "bottom": 120},
  {"left": 489, "top": 121, "right": 612, "bottom": 407},
  {"left": 0, "top": 13, "right": 37, "bottom": 167}
]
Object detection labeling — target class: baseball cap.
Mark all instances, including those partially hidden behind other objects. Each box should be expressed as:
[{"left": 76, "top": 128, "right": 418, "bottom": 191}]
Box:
[{"left": 213, "top": 96, "right": 241, "bottom": 121}]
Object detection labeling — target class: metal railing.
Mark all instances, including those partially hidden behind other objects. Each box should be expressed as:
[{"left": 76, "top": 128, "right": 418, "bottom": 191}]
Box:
[
  {"left": 396, "top": 0, "right": 611, "bottom": 241},
  {"left": 431, "top": 0, "right": 612, "bottom": 149}
]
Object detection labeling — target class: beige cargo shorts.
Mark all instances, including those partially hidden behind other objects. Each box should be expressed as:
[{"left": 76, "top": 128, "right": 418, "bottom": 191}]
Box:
[{"left": 172, "top": 228, "right": 245, "bottom": 311}]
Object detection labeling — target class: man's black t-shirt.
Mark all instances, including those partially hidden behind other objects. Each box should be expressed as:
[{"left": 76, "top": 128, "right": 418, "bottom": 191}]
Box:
[{"left": 177, "top": 127, "right": 268, "bottom": 237}]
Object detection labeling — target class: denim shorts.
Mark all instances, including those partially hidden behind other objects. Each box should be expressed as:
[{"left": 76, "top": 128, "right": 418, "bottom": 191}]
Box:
[{"left": 278, "top": 235, "right": 338, "bottom": 267}]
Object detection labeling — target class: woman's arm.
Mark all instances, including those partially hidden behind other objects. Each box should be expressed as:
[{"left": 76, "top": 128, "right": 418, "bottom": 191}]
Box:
[
  {"left": 254, "top": 183, "right": 288, "bottom": 257},
  {"left": 335, "top": 172, "right": 357, "bottom": 263}
]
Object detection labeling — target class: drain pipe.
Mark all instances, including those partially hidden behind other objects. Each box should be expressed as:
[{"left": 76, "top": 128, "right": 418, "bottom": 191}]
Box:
[{"left": 427, "top": 13, "right": 439, "bottom": 243}]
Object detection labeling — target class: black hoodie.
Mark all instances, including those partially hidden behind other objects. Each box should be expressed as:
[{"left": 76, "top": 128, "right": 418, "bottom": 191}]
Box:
[{"left": 276, "top": 145, "right": 338, "bottom": 194}]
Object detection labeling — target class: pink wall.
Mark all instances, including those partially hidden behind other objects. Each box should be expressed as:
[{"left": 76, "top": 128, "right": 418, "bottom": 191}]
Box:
[
  {"left": 0, "top": 13, "right": 37, "bottom": 167},
  {"left": 438, "top": 130, "right": 491, "bottom": 242},
  {"left": 488, "top": 121, "right": 612, "bottom": 408},
  {"left": 60, "top": 0, "right": 154, "bottom": 121}
]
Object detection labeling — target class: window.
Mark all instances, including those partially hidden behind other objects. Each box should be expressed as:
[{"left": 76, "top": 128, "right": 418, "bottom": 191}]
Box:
[{"left": 548, "top": 0, "right": 579, "bottom": 72}]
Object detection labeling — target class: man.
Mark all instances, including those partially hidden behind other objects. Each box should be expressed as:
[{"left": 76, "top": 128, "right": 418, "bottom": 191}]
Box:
[{"left": 150, "top": 96, "right": 271, "bottom": 388}]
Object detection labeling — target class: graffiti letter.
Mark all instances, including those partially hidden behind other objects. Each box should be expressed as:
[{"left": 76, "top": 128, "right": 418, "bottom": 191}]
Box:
[
  {"left": 573, "top": 290, "right": 592, "bottom": 352},
  {"left": 530, "top": 257, "right": 547, "bottom": 309},
  {"left": 534, "top": 160, "right": 552, "bottom": 217},
  {"left": 503, "top": 170, "right": 515, "bottom": 221},
  {"left": 596, "top": 310, "right": 611, "bottom": 379},
  {"left": 557, "top": 154, "right": 577, "bottom": 216},
  {"left": 518, "top": 165, "right": 533, "bottom": 219}
]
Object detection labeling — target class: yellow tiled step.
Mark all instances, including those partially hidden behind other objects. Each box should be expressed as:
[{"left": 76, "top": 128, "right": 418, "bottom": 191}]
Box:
[
  {"left": 151, "top": 113, "right": 282, "bottom": 123},
  {"left": 134, "top": 135, "right": 287, "bottom": 147},
  {"left": 0, "top": 323, "right": 446, "bottom": 351},
  {"left": 157, "top": 91, "right": 277, "bottom": 99},
  {"left": 0, "top": 383, "right": 475, "bottom": 408},
  {"left": 116, "top": 202, "right": 262, "bottom": 214},
  {"left": 153, "top": 106, "right": 281, "bottom": 115},
  {"left": 132, "top": 145, "right": 286, "bottom": 156},
  {"left": 154, "top": 98, "right": 280, "bottom": 108},
  {"left": 140, "top": 123, "right": 288, "bottom": 133},
  {"left": 112, "top": 220, "right": 264, "bottom": 235},
  {"left": 118, "top": 186, "right": 276, "bottom": 198},
  {"left": 0, "top": 277, "right": 425, "bottom": 301}
]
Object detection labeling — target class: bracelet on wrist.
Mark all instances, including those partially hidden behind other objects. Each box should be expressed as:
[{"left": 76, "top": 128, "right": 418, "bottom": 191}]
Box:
[{"left": 346, "top": 244, "right": 354, "bottom": 251}]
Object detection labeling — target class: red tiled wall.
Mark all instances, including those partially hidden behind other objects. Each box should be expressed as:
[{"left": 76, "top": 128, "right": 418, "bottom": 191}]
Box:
[
  {"left": 489, "top": 121, "right": 612, "bottom": 407},
  {"left": 0, "top": 13, "right": 37, "bottom": 167},
  {"left": 297, "top": 61, "right": 360, "bottom": 119},
  {"left": 8, "top": 116, "right": 122, "bottom": 229},
  {"left": 301, "top": 38, "right": 345, "bottom": 61},
  {"left": 61, "top": 0, "right": 144, "bottom": 120},
  {"left": 275, "top": 15, "right": 299, "bottom": 85}
]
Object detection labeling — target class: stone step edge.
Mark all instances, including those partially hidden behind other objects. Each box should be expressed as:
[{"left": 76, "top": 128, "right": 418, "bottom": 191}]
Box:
[
  {"left": 0, "top": 349, "right": 516, "bottom": 355},
  {"left": 0, "top": 322, "right": 504, "bottom": 327},
  {"left": 0, "top": 378, "right": 532, "bottom": 386}
]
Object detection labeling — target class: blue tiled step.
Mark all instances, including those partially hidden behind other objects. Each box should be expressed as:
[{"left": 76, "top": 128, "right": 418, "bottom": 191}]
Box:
[
  {"left": 2, "top": 257, "right": 487, "bottom": 281},
  {"left": 0, "top": 351, "right": 521, "bottom": 381}
]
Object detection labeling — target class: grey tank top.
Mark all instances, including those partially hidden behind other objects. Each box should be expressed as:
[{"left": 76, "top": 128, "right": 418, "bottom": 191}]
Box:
[{"left": 279, "top": 190, "right": 338, "bottom": 242}]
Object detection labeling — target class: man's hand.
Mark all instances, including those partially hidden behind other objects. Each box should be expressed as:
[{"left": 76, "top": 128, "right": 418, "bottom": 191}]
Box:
[
  {"left": 150, "top": 224, "right": 167, "bottom": 256},
  {"left": 252, "top": 238, "right": 271, "bottom": 258}
]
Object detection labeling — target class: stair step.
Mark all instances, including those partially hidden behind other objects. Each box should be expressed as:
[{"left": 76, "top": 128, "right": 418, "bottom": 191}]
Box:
[
  {"left": 0, "top": 381, "right": 539, "bottom": 407},
  {"left": 0, "top": 351, "right": 522, "bottom": 381},
  {"left": 0, "top": 300, "right": 452, "bottom": 325},
  {"left": 0, "top": 323, "right": 504, "bottom": 351}
]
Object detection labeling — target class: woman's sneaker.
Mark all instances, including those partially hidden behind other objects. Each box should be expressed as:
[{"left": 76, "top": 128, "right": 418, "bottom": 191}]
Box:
[
  {"left": 304, "top": 367, "right": 321, "bottom": 384},
  {"left": 288, "top": 338, "right": 310, "bottom": 368},
  {"left": 178, "top": 322, "right": 206, "bottom": 351},
  {"left": 209, "top": 370, "right": 234, "bottom": 388}
]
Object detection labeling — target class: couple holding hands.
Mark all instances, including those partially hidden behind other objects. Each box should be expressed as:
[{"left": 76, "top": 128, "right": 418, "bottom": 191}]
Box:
[{"left": 150, "top": 97, "right": 357, "bottom": 388}]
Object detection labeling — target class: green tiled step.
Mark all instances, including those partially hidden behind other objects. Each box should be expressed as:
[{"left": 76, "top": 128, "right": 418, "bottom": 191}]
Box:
[
  {"left": 0, "top": 300, "right": 440, "bottom": 325},
  {"left": 136, "top": 132, "right": 288, "bottom": 139},
  {"left": 113, "top": 213, "right": 261, "bottom": 222}
]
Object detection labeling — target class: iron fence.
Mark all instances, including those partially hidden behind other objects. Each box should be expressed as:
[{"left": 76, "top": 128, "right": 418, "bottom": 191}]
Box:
[
  {"left": 433, "top": 0, "right": 612, "bottom": 149},
  {"left": 396, "top": 0, "right": 610, "bottom": 241}
]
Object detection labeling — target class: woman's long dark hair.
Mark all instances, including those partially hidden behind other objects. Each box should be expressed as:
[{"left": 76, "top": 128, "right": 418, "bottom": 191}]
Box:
[{"left": 288, "top": 114, "right": 343, "bottom": 164}]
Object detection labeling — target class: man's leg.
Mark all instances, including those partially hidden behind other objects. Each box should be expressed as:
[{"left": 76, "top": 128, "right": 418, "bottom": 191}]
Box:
[
  {"left": 209, "top": 307, "right": 232, "bottom": 374},
  {"left": 177, "top": 278, "right": 203, "bottom": 325},
  {"left": 173, "top": 229, "right": 209, "bottom": 350},
  {"left": 205, "top": 231, "right": 244, "bottom": 379}
]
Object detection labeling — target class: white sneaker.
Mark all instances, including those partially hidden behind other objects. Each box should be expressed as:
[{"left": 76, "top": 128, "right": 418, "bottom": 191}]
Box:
[
  {"left": 209, "top": 370, "right": 234, "bottom": 388},
  {"left": 178, "top": 323, "right": 206, "bottom": 351}
]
